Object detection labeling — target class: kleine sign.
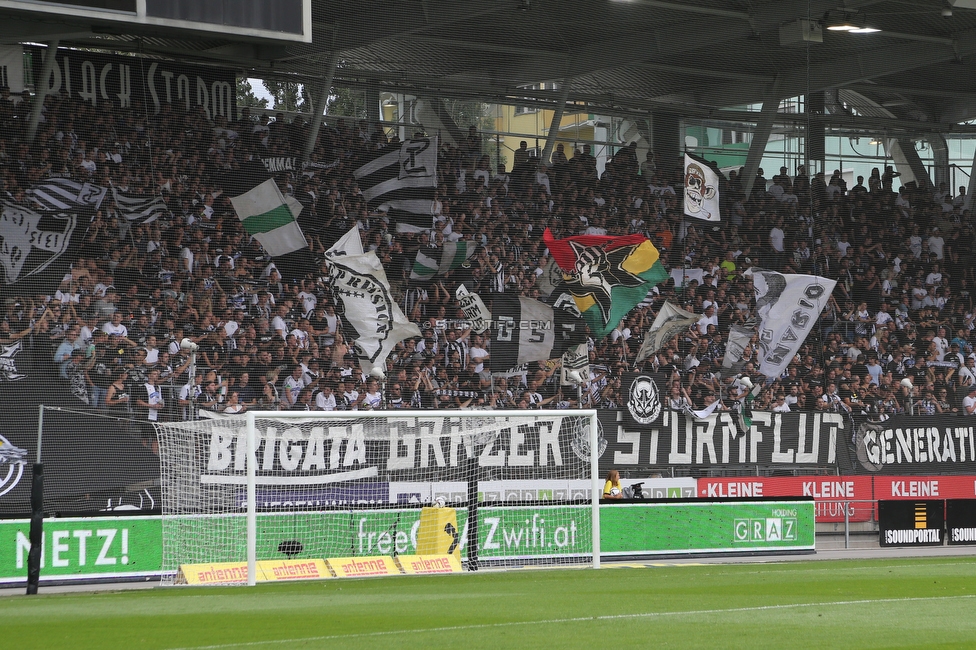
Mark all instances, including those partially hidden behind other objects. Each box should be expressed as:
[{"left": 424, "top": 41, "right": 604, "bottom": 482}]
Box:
[
  {"left": 874, "top": 476, "right": 976, "bottom": 500},
  {"left": 697, "top": 476, "right": 874, "bottom": 522}
]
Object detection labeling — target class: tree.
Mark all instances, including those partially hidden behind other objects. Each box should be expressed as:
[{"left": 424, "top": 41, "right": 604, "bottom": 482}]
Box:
[
  {"left": 237, "top": 78, "right": 268, "bottom": 110},
  {"left": 261, "top": 80, "right": 310, "bottom": 113},
  {"left": 327, "top": 87, "right": 367, "bottom": 119}
]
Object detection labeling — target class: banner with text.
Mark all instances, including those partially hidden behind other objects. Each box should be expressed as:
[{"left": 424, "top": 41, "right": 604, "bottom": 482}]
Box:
[
  {"left": 854, "top": 414, "right": 976, "bottom": 475},
  {"left": 0, "top": 515, "right": 161, "bottom": 584},
  {"left": 29, "top": 46, "right": 236, "bottom": 120},
  {"left": 696, "top": 476, "right": 873, "bottom": 523},
  {"left": 599, "top": 408, "right": 847, "bottom": 472}
]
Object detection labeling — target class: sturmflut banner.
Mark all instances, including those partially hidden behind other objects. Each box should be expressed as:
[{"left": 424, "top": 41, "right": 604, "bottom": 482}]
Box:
[{"left": 601, "top": 409, "right": 846, "bottom": 473}]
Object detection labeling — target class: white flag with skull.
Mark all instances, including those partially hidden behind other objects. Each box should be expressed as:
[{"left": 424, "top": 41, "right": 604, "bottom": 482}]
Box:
[{"left": 683, "top": 153, "right": 720, "bottom": 222}]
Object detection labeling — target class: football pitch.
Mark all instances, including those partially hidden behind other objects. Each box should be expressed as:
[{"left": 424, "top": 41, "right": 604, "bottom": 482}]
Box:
[{"left": 3, "top": 557, "right": 976, "bottom": 649}]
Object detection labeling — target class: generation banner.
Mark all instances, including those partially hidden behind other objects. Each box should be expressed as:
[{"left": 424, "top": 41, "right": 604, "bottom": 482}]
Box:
[
  {"left": 854, "top": 415, "right": 976, "bottom": 474},
  {"left": 29, "top": 46, "right": 236, "bottom": 120}
]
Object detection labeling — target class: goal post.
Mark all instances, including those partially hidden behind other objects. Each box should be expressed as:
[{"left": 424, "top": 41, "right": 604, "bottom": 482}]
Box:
[{"left": 158, "top": 409, "right": 601, "bottom": 585}]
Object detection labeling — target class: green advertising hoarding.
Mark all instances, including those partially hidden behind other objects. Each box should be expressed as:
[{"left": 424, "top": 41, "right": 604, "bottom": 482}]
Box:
[
  {"left": 600, "top": 500, "right": 816, "bottom": 555},
  {"left": 0, "top": 501, "right": 814, "bottom": 583},
  {"left": 0, "top": 515, "right": 162, "bottom": 584},
  {"left": 0, "top": 506, "right": 590, "bottom": 583},
  {"left": 166, "top": 504, "right": 593, "bottom": 565}
]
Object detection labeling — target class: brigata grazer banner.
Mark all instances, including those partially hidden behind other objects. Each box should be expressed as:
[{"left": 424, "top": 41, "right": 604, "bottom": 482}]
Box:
[{"left": 190, "top": 414, "right": 595, "bottom": 488}]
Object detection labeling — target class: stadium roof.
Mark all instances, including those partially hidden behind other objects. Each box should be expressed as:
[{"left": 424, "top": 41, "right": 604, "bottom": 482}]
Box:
[{"left": 4, "top": 0, "right": 976, "bottom": 133}]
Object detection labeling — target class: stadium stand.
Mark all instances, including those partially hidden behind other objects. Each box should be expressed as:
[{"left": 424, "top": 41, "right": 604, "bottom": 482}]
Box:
[{"left": 2, "top": 82, "right": 973, "bottom": 423}]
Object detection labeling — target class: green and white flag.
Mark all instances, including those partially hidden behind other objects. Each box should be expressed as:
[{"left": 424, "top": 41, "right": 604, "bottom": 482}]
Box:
[
  {"left": 230, "top": 178, "right": 307, "bottom": 257},
  {"left": 410, "top": 241, "right": 476, "bottom": 280}
]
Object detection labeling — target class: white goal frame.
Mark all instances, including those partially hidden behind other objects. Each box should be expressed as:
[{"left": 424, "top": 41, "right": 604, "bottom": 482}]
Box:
[{"left": 240, "top": 409, "right": 601, "bottom": 585}]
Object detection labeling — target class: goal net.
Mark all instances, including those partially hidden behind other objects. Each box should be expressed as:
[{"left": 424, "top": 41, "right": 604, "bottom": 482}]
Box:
[{"left": 157, "top": 409, "right": 600, "bottom": 585}]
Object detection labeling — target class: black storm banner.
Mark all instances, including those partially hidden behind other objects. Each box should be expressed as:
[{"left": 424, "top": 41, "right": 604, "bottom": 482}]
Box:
[{"left": 30, "top": 46, "right": 236, "bottom": 121}]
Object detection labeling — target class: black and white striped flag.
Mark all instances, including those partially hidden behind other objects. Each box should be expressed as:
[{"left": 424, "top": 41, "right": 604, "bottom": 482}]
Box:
[
  {"left": 353, "top": 138, "right": 438, "bottom": 233},
  {"left": 488, "top": 294, "right": 557, "bottom": 374},
  {"left": 110, "top": 189, "right": 170, "bottom": 224},
  {"left": 27, "top": 178, "right": 107, "bottom": 212}
]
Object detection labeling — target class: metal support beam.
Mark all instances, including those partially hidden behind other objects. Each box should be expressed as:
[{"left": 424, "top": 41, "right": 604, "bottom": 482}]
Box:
[
  {"left": 611, "top": 0, "right": 751, "bottom": 21},
  {"left": 741, "top": 76, "right": 783, "bottom": 197},
  {"left": 913, "top": 135, "right": 943, "bottom": 189},
  {"left": 966, "top": 145, "right": 976, "bottom": 212},
  {"left": 27, "top": 40, "right": 59, "bottom": 144},
  {"left": 888, "top": 138, "right": 926, "bottom": 189},
  {"left": 301, "top": 52, "right": 340, "bottom": 163},
  {"left": 540, "top": 79, "right": 573, "bottom": 164},
  {"left": 366, "top": 85, "right": 381, "bottom": 128}
]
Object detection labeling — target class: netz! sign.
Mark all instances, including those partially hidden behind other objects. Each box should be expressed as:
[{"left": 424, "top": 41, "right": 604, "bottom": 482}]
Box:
[
  {"left": 201, "top": 415, "right": 589, "bottom": 484},
  {"left": 600, "top": 410, "right": 844, "bottom": 470}
]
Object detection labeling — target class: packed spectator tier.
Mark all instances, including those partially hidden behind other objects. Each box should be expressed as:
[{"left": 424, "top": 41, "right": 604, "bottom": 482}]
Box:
[{"left": 3, "top": 93, "right": 975, "bottom": 419}]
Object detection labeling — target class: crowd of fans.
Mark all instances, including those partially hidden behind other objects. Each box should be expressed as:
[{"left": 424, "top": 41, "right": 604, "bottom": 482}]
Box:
[{"left": 3, "top": 86, "right": 976, "bottom": 423}]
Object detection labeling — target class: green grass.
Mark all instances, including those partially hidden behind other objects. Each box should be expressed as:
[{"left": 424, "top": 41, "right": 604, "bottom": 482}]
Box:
[{"left": 3, "top": 558, "right": 976, "bottom": 649}]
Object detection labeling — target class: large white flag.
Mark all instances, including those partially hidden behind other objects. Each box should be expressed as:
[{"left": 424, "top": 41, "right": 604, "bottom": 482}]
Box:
[
  {"left": 683, "top": 153, "right": 720, "bottom": 221},
  {"left": 326, "top": 227, "right": 421, "bottom": 376},
  {"left": 748, "top": 269, "right": 836, "bottom": 378},
  {"left": 231, "top": 178, "right": 307, "bottom": 257},
  {"left": 635, "top": 301, "right": 700, "bottom": 364},
  {"left": 456, "top": 284, "right": 490, "bottom": 334}
]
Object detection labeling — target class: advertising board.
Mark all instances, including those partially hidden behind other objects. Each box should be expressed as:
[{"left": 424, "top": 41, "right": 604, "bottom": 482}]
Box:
[
  {"left": 600, "top": 500, "right": 815, "bottom": 555},
  {"left": 697, "top": 476, "right": 873, "bottom": 522},
  {"left": 0, "top": 515, "right": 161, "bottom": 584},
  {"left": 878, "top": 500, "right": 944, "bottom": 547},
  {"left": 874, "top": 476, "right": 976, "bottom": 500},
  {"left": 945, "top": 500, "right": 976, "bottom": 546}
]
